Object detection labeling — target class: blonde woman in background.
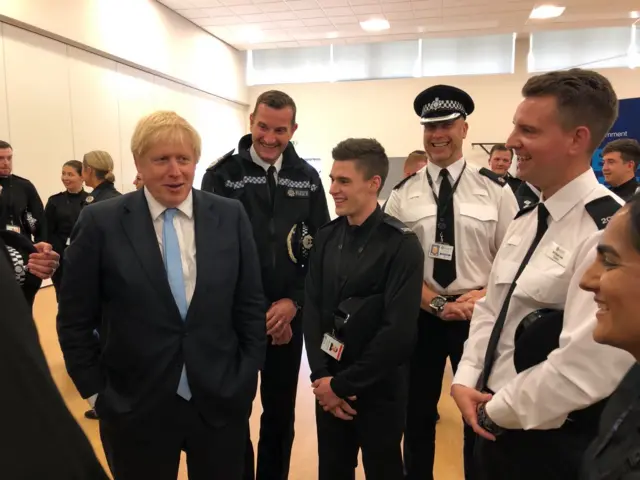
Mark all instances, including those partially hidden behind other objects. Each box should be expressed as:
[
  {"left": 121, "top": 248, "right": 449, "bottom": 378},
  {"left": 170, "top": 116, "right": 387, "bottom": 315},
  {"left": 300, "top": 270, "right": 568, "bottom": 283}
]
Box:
[{"left": 82, "top": 150, "right": 122, "bottom": 205}]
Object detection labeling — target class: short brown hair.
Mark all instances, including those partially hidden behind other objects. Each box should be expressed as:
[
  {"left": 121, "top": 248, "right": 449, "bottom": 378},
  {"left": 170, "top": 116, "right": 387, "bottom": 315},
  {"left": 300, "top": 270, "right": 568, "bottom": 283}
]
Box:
[
  {"left": 521, "top": 68, "right": 618, "bottom": 152},
  {"left": 332, "top": 138, "right": 389, "bottom": 193},
  {"left": 603, "top": 139, "right": 640, "bottom": 170},
  {"left": 253, "top": 90, "right": 297, "bottom": 124},
  {"left": 489, "top": 143, "right": 513, "bottom": 159}
]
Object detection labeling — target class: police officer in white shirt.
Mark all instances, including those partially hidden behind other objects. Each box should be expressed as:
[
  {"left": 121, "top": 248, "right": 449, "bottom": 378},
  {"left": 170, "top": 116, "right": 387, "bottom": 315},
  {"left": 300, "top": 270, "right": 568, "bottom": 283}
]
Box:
[
  {"left": 451, "top": 69, "right": 637, "bottom": 480},
  {"left": 384, "top": 85, "right": 518, "bottom": 480}
]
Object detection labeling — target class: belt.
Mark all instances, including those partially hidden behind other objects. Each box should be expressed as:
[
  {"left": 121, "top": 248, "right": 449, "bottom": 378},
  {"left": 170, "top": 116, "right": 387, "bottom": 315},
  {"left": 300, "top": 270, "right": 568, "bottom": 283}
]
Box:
[{"left": 442, "top": 294, "right": 462, "bottom": 301}]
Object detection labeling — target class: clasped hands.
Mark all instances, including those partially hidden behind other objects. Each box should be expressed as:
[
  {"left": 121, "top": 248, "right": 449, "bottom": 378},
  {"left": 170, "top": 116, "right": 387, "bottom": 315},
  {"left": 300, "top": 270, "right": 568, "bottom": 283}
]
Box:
[
  {"left": 438, "top": 288, "right": 486, "bottom": 321},
  {"left": 266, "top": 298, "right": 298, "bottom": 345},
  {"left": 26, "top": 242, "right": 60, "bottom": 280},
  {"left": 312, "top": 377, "right": 357, "bottom": 421}
]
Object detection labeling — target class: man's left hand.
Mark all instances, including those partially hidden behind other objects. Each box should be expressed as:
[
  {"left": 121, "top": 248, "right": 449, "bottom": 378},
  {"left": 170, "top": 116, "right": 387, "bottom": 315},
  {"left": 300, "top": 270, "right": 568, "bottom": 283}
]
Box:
[
  {"left": 456, "top": 288, "right": 486, "bottom": 305},
  {"left": 266, "top": 299, "right": 298, "bottom": 336},
  {"left": 312, "top": 377, "right": 344, "bottom": 411},
  {"left": 27, "top": 243, "right": 60, "bottom": 280}
]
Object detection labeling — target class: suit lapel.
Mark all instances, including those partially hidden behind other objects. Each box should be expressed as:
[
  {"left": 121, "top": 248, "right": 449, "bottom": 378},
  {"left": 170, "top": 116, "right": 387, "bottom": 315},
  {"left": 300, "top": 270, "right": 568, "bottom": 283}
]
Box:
[
  {"left": 121, "top": 190, "right": 180, "bottom": 318},
  {"left": 188, "top": 190, "right": 220, "bottom": 320}
]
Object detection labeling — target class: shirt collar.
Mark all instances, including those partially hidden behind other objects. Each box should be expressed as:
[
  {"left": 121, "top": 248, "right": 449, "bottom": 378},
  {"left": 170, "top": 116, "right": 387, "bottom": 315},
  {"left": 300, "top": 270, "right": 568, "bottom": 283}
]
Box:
[
  {"left": 427, "top": 156, "right": 466, "bottom": 183},
  {"left": 250, "top": 144, "right": 283, "bottom": 173},
  {"left": 542, "top": 169, "right": 600, "bottom": 222},
  {"left": 144, "top": 186, "right": 193, "bottom": 221}
]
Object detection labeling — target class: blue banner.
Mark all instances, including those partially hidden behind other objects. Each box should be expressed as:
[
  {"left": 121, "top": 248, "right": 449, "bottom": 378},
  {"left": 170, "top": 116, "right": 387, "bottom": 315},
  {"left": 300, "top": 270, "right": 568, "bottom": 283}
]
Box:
[{"left": 592, "top": 97, "right": 640, "bottom": 184}]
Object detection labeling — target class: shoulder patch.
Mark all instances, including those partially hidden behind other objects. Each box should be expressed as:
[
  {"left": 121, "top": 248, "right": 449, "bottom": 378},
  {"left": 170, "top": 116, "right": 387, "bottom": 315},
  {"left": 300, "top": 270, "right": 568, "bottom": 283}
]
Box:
[
  {"left": 392, "top": 172, "right": 416, "bottom": 190},
  {"left": 207, "top": 148, "right": 235, "bottom": 170},
  {"left": 479, "top": 167, "right": 507, "bottom": 187},
  {"left": 383, "top": 214, "right": 414, "bottom": 235},
  {"left": 514, "top": 201, "right": 540, "bottom": 219},
  {"left": 585, "top": 195, "right": 622, "bottom": 231}
]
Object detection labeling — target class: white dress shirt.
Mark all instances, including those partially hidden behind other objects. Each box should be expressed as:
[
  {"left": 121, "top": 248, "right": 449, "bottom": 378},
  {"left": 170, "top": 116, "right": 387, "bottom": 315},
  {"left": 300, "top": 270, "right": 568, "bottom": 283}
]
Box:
[
  {"left": 144, "top": 187, "right": 197, "bottom": 305},
  {"left": 453, "top": 169, "right": 635, "bottom": 430},
  {"left": 385, "top": 157, "right": 519, "bottom": 295},
  {"left": 250, "top": 145, "right": 283, "bottom": 183}
]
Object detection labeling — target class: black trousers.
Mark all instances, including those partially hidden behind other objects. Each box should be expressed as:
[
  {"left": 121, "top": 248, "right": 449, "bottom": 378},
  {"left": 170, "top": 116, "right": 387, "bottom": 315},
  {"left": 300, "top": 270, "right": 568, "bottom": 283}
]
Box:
[
  {"left": 474, "top": 426, "right": 594, "bottom": 480},
  {"left": 315, "top": 377, "right": 407, "bottom": 480},
  {"left": 99, "top": 395, "right": 248, "bottom": 480},
  {"left": 403, "top": 309, "right": 476, "bottom": 480},
  {"left": 244, "top": 314, "right": 304, "bottom": 480}
]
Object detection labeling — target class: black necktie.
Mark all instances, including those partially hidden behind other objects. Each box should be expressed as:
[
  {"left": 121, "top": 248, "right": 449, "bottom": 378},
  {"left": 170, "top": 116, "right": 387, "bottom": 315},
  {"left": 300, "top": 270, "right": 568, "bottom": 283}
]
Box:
[
  {"left": 478, "top": 203, "right": 551, "bottom": 391},
  {"left": 267, "top": 166, "right": 277, "bottom": 209},
  {"left": 433, "top": 169, "right": 457, "bottom": 288}
]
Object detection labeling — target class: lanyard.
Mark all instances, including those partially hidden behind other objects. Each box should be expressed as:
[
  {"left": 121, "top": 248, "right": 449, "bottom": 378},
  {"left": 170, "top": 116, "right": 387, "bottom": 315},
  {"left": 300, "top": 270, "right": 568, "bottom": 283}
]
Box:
[{"left": 426, "top": 162, "right": 466, "bottom": 241}]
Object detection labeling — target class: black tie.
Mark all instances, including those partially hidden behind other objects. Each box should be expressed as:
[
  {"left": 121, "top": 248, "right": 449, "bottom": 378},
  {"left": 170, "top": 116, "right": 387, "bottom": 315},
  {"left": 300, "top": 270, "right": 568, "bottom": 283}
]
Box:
[
  {"left": 478, "top": 203, "right": 551, "bottom": 391},
  {"left": 433, "top": 169, "right": 457, "bottom": 289},
  {"left": 267, "top": 166, "right": 277, "bottom": 209}
]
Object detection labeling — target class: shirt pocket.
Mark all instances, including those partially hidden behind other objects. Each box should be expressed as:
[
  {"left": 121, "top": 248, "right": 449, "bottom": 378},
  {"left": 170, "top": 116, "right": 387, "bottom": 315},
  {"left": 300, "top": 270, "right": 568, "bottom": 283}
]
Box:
[
  {"left": 516, "top": 265, "right": 568, "bottom": 307},
  {"left": 400, "top": 203, "right": 437, "bottom": 224},
  {"left": 458, "top": 202, "right": 499, "bottom": 250}
]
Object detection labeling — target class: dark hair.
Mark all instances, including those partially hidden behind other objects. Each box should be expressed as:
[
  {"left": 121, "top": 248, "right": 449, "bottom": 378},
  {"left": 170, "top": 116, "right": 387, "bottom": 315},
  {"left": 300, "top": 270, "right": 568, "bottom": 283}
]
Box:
[
  {"left": 332, "top": 138, "right": 389, "bottom": 193},
  {"left": 602, "top": 139, "right": 640, "bottom": 171},
  {"left": 0, "top": 140, "right": 12, "bottom": 150},
  {"left": 489, "top": 143, "right": 513, "bottom": 159},
  {"left": 253, "top": 90, "right": 297, "bottom": 124},
  {"left": 522, "top": 68, "right": 618, "bottom": 152},
  {"left": 63, "top": 160, "right": 83, "bottom": 176}
]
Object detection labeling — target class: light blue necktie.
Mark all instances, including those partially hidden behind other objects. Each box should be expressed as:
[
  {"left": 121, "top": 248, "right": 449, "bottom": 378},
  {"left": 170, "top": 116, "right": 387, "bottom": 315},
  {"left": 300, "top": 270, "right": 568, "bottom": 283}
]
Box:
[{"left": 163, "top": 208, "right": 192, "bottom": 401}]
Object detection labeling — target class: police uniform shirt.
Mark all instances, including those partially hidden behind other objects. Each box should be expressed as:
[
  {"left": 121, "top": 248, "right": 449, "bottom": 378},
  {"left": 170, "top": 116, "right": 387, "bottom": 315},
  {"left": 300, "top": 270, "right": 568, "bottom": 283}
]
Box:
[
  {"left": 610, "top": 177, "right": 638, "bottom": 202},
  {"left": 0, "top": 174, "right": 46, "bottom": 242},
  {"left": 250, "top": 145, "right": 283, "bottom": 181},
  {"left": 453, "top": 169, "right": 635, "bottom": 430},
  {"left": 384, "top": 157, "right": 519, "bottom": 294}
]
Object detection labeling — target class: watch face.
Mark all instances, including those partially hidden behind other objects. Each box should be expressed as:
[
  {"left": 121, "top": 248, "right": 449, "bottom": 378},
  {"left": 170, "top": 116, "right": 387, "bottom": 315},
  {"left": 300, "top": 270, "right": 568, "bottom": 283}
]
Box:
[{"left": 431, "top": 296, "right": 446, "bottom": 309}]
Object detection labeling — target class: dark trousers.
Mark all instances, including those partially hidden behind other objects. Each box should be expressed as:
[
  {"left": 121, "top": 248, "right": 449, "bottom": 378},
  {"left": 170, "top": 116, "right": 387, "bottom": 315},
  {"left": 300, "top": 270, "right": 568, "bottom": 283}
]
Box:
[
  {"left": 99, "top": 395, "right": 248, "bottom": 480},
  {"left": 316, "top": 378, "right": 407, "bottom": 480},
  {"left": 51, "top": 262, "right": 63, "bottom": 302},
  {"left": 244, "top": 315, "right": 304, "bottom": 480},
  {"left": 474, "top": 426, "right": 594, "bottom": 480},
  {"left": 403, "top": 309, "right": 476, "bottom": 480}
]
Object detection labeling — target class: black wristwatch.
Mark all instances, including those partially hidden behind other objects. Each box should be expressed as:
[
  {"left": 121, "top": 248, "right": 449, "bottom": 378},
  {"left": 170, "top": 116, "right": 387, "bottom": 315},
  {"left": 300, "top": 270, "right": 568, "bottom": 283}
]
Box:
[
  {"left": 477, "top": 402, "right": 505, "bottom": 437},
  {"left": 429, "top": 295, "right": 447, "bottom": 314}
]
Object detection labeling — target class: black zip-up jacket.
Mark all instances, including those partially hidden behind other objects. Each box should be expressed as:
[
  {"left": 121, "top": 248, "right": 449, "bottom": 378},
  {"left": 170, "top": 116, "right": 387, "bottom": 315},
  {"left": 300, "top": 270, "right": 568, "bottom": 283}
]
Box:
[
  {"left": 83, "top": 181, "right": 121, "bottom": 206},
  {"left": 44, "top": 189, "right": 89, "bottom": 258},
  {"left": 0, "top": 174, "right": 46, "bottom": 242},
  {"left": 201, "top": 134, "right": 330, "bottom": 306}
]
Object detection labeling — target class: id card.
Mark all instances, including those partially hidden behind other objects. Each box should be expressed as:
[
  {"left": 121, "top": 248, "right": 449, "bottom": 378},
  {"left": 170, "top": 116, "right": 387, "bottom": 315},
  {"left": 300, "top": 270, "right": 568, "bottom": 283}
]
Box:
[
  {"left": 6, "top": 224, "right": 20, "bottom": 234},
  {"left": 428, "top": 243, "right": 454, "bottom": 261},
  {"left": 321, "top": 333, "right": 344, "bottom": 361}
]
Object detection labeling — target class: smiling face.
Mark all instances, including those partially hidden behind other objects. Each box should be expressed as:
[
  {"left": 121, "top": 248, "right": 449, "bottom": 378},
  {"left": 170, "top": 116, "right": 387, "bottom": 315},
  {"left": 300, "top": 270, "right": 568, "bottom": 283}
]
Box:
[
  {"left": 250, "top": 103, "right": 298, "bottom": 164},
  {"left": 61, "top": 165, "right": 83, "bottom": 192},
  {"left": 423, "top": 118, "right": 467, "bottom": 167},
  {"left": 135, "top": 138, "right": 196, "bottom": 208},
  {"left": 602, "top": 151, "right": 635, "bottom": 187},
  {"left": 580, "top": 206, "right": 640, "bottom": 357},
  {"left": 329, "top": 159, "right": 381, "bottom": 223}
]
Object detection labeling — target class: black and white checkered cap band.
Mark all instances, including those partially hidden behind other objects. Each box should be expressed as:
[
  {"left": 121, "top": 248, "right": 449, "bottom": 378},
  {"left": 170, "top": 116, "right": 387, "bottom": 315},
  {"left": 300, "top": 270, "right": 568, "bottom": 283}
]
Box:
[
  {"left": 6, "top": 245, "right": 26, "bottom": 286},
  {"left": 421, "top": 98, "right": 467, "bottom": 118}
]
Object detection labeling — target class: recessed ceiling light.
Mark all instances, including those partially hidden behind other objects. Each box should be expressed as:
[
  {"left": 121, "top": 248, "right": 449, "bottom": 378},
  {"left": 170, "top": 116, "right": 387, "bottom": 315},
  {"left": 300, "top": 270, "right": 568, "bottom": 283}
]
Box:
[
  {"left": 631, "top": 11, "right": 640, "bottom": 19},
  {"left": 326, "top": 31, "right": 339, "bottom": 39},
  {"left": 360, "top": 18, "right": 390, "bottom": 32},
  {"left": 529, "top": 4, "right": 566, "bottom": 19}
]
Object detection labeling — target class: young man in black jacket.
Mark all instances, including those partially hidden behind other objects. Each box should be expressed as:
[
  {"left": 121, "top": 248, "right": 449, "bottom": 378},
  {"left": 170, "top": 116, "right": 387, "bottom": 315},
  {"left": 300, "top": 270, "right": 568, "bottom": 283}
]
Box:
[{"left": 201, "top": 90, "right": 330, "bottom": 480}]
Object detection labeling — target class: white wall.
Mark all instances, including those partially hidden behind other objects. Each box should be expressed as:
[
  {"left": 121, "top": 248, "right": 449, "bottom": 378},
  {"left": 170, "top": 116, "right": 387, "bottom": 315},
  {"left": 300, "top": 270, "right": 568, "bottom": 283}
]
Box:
[
  {"left": 0, "top": 0, "right": 247, "bottom": 105},
  {"left": 0, "top": 22, "right": 247, "bottom": 205},
  {"left": 248, "top": 41, "right": 640, "bottom": 207}
]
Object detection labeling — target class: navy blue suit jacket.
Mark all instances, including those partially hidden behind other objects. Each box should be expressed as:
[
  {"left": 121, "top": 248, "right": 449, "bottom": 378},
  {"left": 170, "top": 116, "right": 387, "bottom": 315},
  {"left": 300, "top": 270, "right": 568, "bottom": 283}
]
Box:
[{"left": 57, "top": 188, "right": 267, "bottom": 427}]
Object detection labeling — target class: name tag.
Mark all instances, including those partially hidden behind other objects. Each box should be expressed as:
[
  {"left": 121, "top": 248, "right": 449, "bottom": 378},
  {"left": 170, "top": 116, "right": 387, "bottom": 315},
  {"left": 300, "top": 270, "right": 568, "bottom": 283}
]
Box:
[
  {"left": 6, "top": 224, "right": 20, "bottom": 233},
  {"left": 546, "top": 241, "right": 569, "bottom": 268},
  {"left": 286, "top": 188, "right": 309, "bottom": 198},
  {"left": 321, "top": 333, "right": 344, "bottom": 361},
  {"left": 66, "top": 237, "right": 71, "bottom": 246},
  {"left": 428, "top": 243, "right": 454, "bottom": 261}
]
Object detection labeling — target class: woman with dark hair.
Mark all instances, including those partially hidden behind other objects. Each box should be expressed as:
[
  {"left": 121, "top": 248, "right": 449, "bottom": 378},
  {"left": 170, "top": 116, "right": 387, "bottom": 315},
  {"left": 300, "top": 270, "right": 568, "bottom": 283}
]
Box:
[
  {"left": 44, "top": 160, "right": 88, "bottom": 300},
  {"left": 580, "top": 194, "right": 640, "bottom": 479}
]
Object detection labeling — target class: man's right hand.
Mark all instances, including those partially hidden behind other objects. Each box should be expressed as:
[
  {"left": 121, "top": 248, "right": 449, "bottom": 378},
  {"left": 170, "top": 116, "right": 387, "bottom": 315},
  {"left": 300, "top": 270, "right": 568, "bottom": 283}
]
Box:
[
  {"left": 451, "top": 384, "right": 496, "bottom": 441},
  {"left": 439, "top": 302, "right": 474, "bottom": 321},
  {"left": 271, "top": 324, "right": 293, "bottom": 346}
]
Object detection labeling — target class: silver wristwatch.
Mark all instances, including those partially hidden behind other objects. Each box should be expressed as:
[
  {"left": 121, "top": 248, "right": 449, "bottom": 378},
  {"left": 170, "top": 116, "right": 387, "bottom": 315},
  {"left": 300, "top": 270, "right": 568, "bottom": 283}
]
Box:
[{"left": 429, "top": 295, "right": 447, "bottom": 314}]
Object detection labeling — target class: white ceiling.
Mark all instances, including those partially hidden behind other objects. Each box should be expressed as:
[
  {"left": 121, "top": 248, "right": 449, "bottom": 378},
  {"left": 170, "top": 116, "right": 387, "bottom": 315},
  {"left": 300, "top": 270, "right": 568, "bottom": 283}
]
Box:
[{"left": 158, "top": 0, "right": 640, "bottom": 50}]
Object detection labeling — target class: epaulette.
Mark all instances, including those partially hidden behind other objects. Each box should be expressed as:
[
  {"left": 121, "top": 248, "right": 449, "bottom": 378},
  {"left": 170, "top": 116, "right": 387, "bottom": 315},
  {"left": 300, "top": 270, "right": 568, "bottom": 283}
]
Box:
[
  {"left": 392, "top": 172, "right": 416, "bottom": 190},
  {"left": 514, "top": 201, "right": 540, "bottom": 219},
  {"left": 585, "top": 195, "right": 622, "bottom": 231},
  {"left": 383, "top": 214, "right": 414, "bottom": 235},
  {"left": 206, "top": 148, "right": 235, "bottom": 171},
  {"left": 479, "top": 167, "right": 507, "bottom": 187},
  {"left": 317, "top": 216, "right": 342, "bottom": 232}
]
